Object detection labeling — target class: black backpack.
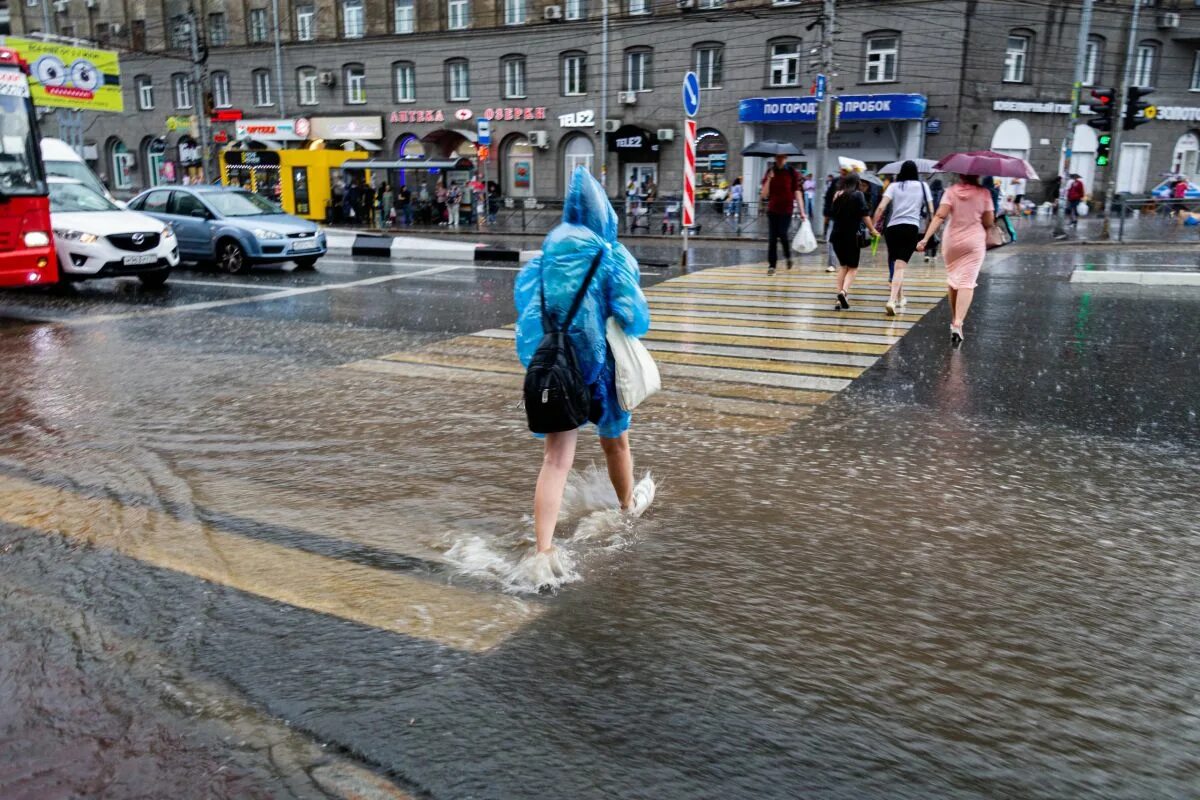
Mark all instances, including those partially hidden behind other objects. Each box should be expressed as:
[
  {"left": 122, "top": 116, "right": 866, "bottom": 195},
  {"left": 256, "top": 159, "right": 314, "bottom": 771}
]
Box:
[{"left": 523, "top": 250, "right": 604, "bottom": 434}]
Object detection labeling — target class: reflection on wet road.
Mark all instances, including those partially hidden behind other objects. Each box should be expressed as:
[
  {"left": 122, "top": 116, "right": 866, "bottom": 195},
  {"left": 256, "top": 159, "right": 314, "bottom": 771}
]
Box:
[{"left": 0, "top": 245, "right": 1197, "bottom": 798}]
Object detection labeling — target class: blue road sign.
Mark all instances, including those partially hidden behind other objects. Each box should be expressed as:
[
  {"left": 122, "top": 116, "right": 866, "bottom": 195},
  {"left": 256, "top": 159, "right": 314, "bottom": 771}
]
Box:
[
  {"left": 477, "top": 119, "right": 491, "bottom": 146},
  {"left": 816, "top": 73, "right": 827, "bottom": 102},
  {"left": 682, "top": 71, "right": 700, "bottom": 117}
]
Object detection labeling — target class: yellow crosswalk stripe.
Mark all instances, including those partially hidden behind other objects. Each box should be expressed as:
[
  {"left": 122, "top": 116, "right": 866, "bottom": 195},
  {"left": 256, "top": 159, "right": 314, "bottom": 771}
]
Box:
[
  {"left": 647, "top": 313, "right": 908, "bottom": 337},
  {"left": 0, "top": 474, "right": 540, "bottom": 653},
  {"left": 649, "top": 350, "right": 865, "bottom": 379}
]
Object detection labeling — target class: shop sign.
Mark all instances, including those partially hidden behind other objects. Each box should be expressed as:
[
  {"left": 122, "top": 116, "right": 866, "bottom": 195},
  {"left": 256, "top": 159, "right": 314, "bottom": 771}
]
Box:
[
  {"left": 4, "top": 36, "right": 123, "bottom": 112},
  {"left": 558, "top": 110, "right": 595, "bottom": 128},
  {"left": 992, "top": 100, "right": 1087, "bottom": 114},
  {"left": 483, "top": 106, "right": 546, "bottom": 121},
  {"left": 608, "top": 125, "right": 659, "bottom": 155},
  {"left": 739, "top": 93, "right": 927, "bottom": 124},
  {"left": 166, "top": 115, "right": 194, "bottom": 132},
  {"left": 224, "top": 150, "right": 282, "bottom": 167},
  {"left": 148, "top": 137, "right": 168, "bottom": 155},
  {"left": 178, "top": 139, "right": 202, "bottom": 166},
  {"left": 390, "top": 109, "right": 447, "bottom": 124},
  {"left": 294, "top": 117, "right": 311, "bottom": 138},
  {"left": 214, "top": 130, "right": 229, "bottom": 144},
  {"left": 310, "top": 115, "right": 382, "bottom": 140},
  {"left": 454, "top": 108, "right": 473, "bottom": 121},
  {"left": 236, "top": 119, "right": 305, "bottom": 141},
  {"left": 1147, "top": 106, "right": 1200, "bottom": 122},
  {"left": 926, "top": 118, "right": 942, "bottom": 135}
]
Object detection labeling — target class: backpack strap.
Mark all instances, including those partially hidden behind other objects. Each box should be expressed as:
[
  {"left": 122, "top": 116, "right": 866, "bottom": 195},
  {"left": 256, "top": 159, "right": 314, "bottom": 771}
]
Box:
[{"left": 540, "top": 248, "right": 605, "bottom": 333}]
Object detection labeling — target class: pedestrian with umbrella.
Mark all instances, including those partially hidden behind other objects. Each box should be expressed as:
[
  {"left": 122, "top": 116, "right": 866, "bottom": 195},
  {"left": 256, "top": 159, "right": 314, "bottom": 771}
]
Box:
[
  {"left": 743, "top": 141, "right": 806, "bottom": 275},
  {"left": 872, "top": 160, "right": 934, "bottom": 316},
  {"left": 917, "top": 151, "right": 1036, "bottom": 345}
]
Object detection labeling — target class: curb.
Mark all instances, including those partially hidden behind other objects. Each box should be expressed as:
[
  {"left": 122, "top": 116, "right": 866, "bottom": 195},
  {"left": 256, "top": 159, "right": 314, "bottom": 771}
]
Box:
[{"left": 325, "top": 232, "right": 537, "bottom": 264}]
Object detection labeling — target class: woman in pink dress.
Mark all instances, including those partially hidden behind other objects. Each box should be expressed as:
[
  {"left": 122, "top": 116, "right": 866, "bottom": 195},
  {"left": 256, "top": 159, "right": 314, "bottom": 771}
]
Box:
[{"left": 916, "top": 175, "right": 994, "bottom": 345}]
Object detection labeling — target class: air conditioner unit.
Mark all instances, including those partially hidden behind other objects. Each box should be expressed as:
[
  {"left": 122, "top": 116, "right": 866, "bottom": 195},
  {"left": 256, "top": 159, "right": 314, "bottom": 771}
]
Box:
[
  {"left": 656, "top": 128, "right": 675, "bottom": 141},
  {"left": 604, "top": 119, "right": 620, "bottom": 133},
  {"left": 111, "top": 21, "right": 122, "bottom": 32},
  {"left": 53, "top": 0, "right": 68, "bottom": 12},
  {"left": 544, "top": 4, "right": 563, "bottom": 20},
  {"left": 1157, "top": 12, "right": 1180, "bottom": 28},
  {"left": 85, "top": 0, "right": 98, "bottom": 8},
  {"left": 618, "top": 90, "right": 637, "bottom": 105},
  {"left": 677, "top": 0, "right": 695, "bottom": 8},
  {"left": 528, "top": 130, "right": 550, "bottom": 148},
  {"left": 318, "top": 70, "right": 336, "bottom": 86}
]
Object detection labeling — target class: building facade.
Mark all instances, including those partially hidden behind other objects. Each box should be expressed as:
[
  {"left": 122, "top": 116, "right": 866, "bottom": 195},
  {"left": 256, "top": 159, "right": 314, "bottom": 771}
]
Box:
[{"left": 9, "top": 0, "right": 1200, "bottom": 205}]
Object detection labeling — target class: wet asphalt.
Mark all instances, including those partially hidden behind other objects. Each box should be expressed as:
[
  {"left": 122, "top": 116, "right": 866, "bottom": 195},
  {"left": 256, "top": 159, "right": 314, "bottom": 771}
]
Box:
[{"left": 0, "top": 241, "right": 1197, "bottom": 799}]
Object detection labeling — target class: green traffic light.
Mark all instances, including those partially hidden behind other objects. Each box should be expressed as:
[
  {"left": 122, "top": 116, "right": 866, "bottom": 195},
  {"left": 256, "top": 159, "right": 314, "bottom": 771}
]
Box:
[{"left": 1096, "top": 156, "right": 1110, "bottom": 166}]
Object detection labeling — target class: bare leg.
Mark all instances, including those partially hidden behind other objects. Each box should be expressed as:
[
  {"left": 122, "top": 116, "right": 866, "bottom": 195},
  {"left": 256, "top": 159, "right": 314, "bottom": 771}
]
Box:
[
  {"left": 952, "top": 288, "right": 975, "bottom": 327},
  {"left": 948, "top": 286, "right": 958, "bottom": 322},
  {"left": 533, "top": 430, "right": 578, "bottom": 553},
  {"left": 889, "top": 259, "right": 907, "bottom": 304},
  {"left": 600, "top": 433, "right": 635, "bottom": 510},
  {"left": 840, "top": 266, "right": 857, "bottom": 295}
]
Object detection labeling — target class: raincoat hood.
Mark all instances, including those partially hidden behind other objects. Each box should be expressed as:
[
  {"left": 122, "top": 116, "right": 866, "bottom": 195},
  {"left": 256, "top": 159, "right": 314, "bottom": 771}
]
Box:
[{"left": 562, "top": 167, "right": 618, "bottom": 242}]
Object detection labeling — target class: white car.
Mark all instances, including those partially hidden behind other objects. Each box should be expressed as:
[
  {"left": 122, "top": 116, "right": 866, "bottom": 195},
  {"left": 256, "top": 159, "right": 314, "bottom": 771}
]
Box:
[{"left": 49, "top": 177, "right": 179, "bottom": 287}]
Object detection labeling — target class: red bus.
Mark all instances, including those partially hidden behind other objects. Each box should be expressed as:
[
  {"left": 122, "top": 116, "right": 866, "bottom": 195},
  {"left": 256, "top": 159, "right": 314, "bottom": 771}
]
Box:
[{"left": 0, "top": 47, "right": 56, "bottom": 288}]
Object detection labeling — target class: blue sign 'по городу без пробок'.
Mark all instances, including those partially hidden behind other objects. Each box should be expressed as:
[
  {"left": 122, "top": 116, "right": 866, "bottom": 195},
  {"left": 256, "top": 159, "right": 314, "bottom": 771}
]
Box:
[{"left": 738, "top": 94, "right": 928, "bottom": 124}]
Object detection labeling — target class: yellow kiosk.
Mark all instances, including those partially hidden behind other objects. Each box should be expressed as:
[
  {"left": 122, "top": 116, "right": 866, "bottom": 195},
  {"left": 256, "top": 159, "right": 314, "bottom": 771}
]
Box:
[{"left": 219, "top": 148, "right": 368, "bottom": 221}]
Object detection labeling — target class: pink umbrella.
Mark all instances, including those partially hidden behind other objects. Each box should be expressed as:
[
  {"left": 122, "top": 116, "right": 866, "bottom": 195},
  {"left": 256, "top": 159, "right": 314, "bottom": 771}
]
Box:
[{"left": 933, "top": 150, "right": 1039, "bottom": 180}]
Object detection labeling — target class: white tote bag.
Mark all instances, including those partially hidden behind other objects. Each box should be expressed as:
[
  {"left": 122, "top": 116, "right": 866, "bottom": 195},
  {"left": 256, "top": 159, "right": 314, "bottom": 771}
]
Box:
[
  {"left": 792, "top": 219, "right": 818, "bottom": 254},
  {"left": 606, "top": 317, "right": 661, "bottom": 411}
]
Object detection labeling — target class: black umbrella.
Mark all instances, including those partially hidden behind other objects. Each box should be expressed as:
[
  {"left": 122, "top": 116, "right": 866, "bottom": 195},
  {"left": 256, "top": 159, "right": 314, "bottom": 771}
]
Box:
[{"left": 741, "top": 140, "right": 803, "bottom": 157}]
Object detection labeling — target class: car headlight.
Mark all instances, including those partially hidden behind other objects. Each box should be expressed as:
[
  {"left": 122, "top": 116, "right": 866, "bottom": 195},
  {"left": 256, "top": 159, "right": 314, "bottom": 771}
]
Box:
[
  {"left": 253, "top": 228, "right": 284, "bottom": 240},
  {"left": 161, "top": 226, "right": 176, "bottom": 239},
  {"left": 50, "top": 229, "right": 96, "bottom": 244}
]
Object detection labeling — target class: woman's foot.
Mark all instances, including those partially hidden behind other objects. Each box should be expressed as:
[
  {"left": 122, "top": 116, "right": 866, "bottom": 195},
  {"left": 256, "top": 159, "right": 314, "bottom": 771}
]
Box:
[
  {"left": 767, "top": 266, "right": 776, "bottom": 276},
  {"left": 825, "top": 264, "right": 836, "bottom": 273},
  {"left": 624, "top": 474, "right": 656, "bottom": 518},
  {"left": 511, "top": 546, "right": 577, "bottom": 592},
  {"left": 837, "top": 292, "right": 850, "bottom": 310},
  {"left": 885, "top": 300, "right": 897, "bottom": 316},
  {"left": 950, "top": 325, "right": 964, "bottom": 346},
  {"left": 786, "top": 258, "right": 793, "bottom": 270}
]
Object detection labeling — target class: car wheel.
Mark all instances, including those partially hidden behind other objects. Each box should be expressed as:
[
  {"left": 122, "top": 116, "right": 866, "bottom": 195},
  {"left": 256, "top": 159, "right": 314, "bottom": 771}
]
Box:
[
  {"left": 217, "top": 240, "right": 249, "bottom": 275},
  {"left": 138, "top": 268, "right": 170, "bottom": 288},
  {"left": 294, "top": 258, "right": 318, "bottom": 271}
]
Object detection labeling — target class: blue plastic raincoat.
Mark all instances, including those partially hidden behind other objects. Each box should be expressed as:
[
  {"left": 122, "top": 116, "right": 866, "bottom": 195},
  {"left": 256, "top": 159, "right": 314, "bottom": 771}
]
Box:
[{"left": 515, "top": 167, "right": 651, "bottom": 438}]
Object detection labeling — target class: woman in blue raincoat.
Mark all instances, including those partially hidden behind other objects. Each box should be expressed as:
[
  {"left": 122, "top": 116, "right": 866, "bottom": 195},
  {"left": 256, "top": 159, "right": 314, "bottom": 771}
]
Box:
[{"left": 514, "top": 168, "right": 655, "bottom": 577}]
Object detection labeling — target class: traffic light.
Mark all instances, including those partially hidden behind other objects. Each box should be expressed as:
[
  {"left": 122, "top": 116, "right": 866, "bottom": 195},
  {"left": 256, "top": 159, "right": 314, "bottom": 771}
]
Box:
[
  {"left": 1124, "top": 86, "right": 1154, "bottom": 131},
  {"left": 1095, "top": 132, "right": 1112, "bottom": 167},
  {"left": 1087, "top": 87, "right": 1117, "bottom": 131}
]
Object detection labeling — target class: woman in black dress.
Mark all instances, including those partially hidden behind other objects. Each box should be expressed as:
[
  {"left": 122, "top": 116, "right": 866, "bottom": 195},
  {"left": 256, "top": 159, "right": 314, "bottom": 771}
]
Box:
[{"left": 828, "top": 174, "right": 879, "bottom": 310}]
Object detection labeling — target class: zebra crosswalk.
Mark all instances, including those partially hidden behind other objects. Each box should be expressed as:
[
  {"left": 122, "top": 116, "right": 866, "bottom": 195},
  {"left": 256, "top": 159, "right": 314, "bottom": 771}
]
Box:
[{"left": 346, "top": 262, "right": 947, "bottom": 433}]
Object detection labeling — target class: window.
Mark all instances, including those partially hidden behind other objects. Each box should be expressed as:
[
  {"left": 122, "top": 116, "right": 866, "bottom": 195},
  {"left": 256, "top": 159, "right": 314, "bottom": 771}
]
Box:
[
  {"left": 136, "top": 75, "right": 154, "bottom": 110},
  {"left": 698, "top": 0, "right": 722, "bottom": 7},
  {"left": 394, "top": 61, "right": 415, "bottom": 102},
  {"left": 769, "top": 39, "right": 800, "bottom": 87},
  {"left": 505, "top": 0, "right": 524, "bottom": 25},
  {"left": 562, "top": 51, "right": 586, "bottom": 95},
  {"left": 626, "top": 48, "right": 652, "bottom": 92},
  {"left": 694, "top": 44, "right": 722, "bottom": 89},
  {"left": 628, "top": 0, "right": 646, "bottom": 14},
  {"left": 248, "top": 8, "right": 267, "bottom": 43},
  {"left": 1192, "top": 51, "right": 1200, "bottom": 92},
  {"left": 131, "top": 19, "right": 146, "bottom": 50},
  {"left": 502, "top": 56, "right": 526, "bottom": 98},
  {"left": 208, "top": 12, "right": 227, "bottom": 46},
  {"left": 565, "top": 0, "right": 584, "bottom": 20},
  {"left": 563, "top": 135, "right": 594, "bottom": 176},
  {"left": 296, "top": 4, "right": 315, "bottom": 40},
  {"left": 1083, "top": 37, "right": 1103, "bottom": 87},
  {"left": 253, "top": 69, "right": 272, "bottom": 106},
  {"left": 1004, "top": 33, "right": 1030, "bottom": 83},
  {"left": 345, "top": 64, "right": 366, "bottom": 103},
  {"left": 212, "top": 71, "right": 231, "bottom": 108},
  {"left": 169, "top": 18, "right": 190, "bottom": 48},
  {"left": 172, "top": 191, "right": 208, "bottom": 217},
  {"left": 172, "top": 73, "right": 191, "bottom": 109},
  {"left": 446, "top": 59, "right": 469, "bottom": 100},
  {"left": 1133, "top": 41, "right": 1158, "bottom": 88},
  {"left": 297, "top": 67, "right": 319, "bottom": 105},
  {"left": 448, "top": 0, "right": 469, "bottom": 29},
  {"left": 864, "top": 33, "right": 898, "bottom": 83},
  {"left": 140, "top": 190, "right": 170, "bottom": 213},
  {"left": 343, "top": 0, "right": 364, "bottom": 38},
  {"left": 394, "top": 0, "right": 414, "bottom": 33}
]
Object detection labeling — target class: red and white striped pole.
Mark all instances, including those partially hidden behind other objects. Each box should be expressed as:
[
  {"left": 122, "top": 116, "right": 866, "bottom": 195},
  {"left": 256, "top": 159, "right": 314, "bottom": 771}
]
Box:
[{"left": 682, "top": 118, "right": 696, "bottom": 266}]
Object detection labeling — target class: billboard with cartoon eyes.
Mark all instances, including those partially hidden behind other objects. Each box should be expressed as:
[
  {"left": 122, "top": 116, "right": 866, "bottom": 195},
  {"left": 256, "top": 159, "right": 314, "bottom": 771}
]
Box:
[{"left": 0, "top": 36, "right": 123, "bottom": 112}]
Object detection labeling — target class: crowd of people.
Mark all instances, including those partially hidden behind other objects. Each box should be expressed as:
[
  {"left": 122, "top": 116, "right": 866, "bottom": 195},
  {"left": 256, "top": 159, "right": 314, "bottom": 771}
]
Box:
[{"left": 334, "top": 175, "right": 501, "bottom": 228}]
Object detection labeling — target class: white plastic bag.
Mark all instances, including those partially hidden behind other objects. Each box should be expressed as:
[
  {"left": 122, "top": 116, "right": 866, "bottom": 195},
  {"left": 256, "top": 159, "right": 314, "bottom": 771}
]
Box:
[
  {"left": 606, "top": 317, "right": 661, "bottom": 411},
  {"left": 792, "top": 219, "right": 818, "bottom": 254},
  {"left": 1077, "top": 201, "right": 1090, "bottom": 217}
]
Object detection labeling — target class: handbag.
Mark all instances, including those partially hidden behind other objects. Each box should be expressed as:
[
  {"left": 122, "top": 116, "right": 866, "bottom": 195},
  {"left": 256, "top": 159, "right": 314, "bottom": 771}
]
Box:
[
  {"left": 792, "top": 219, "right": 818, "bottom": 254},
  {"left": 857, "top": 224, "right": 872, "bottom": 250},
  {"left": 606, "top": 317, "right": 661, "bottom": 412},
  {"left": 985, "top": 222, "right": 1005, "bottom": 249}
]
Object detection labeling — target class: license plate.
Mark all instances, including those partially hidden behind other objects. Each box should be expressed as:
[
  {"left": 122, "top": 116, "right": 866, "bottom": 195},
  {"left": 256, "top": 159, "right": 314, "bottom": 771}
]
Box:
[
  {"left": 292, "top": 238, "right": 317, "bottom": 252},
  {"left": 123, "top": 254, "right": 157, "bottom": 265}
]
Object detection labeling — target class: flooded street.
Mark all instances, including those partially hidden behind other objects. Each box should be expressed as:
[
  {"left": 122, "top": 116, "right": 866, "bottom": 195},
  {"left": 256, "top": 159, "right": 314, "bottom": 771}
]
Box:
[{"left": 0, "top": 245, "right": 1197, "bottom": 798}]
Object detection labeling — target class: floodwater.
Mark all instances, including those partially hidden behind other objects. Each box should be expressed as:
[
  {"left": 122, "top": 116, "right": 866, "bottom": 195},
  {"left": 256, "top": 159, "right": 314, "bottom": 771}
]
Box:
[{"left": 1, "top": 251, "right": 1198, "bottom": 798}]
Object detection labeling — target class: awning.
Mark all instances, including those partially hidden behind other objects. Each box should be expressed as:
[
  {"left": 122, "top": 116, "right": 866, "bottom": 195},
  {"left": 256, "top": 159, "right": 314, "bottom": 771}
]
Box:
[{"left": 341, "top": 158, "right": 474, "bottom": 171}]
